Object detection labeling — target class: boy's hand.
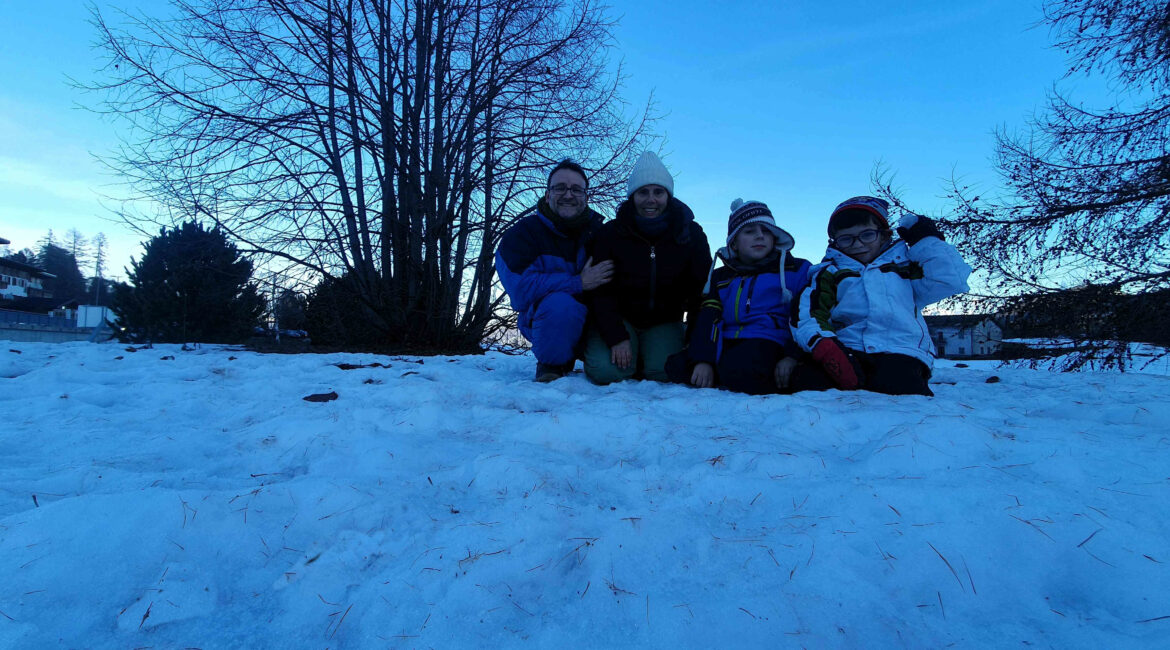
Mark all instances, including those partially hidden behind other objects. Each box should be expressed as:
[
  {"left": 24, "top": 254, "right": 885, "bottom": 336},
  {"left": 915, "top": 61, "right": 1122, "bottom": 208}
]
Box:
[
  {"left": 896, "top": 214, "right": 944, "bottom": 245},
  {"left": 811, "top": 338, "right": 862, "bottom": 390},
  {"left": 691, "top": 362, "right": 715, "bottom": 388},
  {"left": 611, "top": 340, "right": 633, "bottom": 369},
  {"left": 774, "top": 357, "right": 797, "bottom": 389}
]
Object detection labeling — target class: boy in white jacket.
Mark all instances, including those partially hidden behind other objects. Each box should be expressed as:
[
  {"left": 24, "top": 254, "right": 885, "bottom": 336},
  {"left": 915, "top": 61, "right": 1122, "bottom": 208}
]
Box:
[{"left": 792, "top": 196, "right": 972, "bottom": 396}]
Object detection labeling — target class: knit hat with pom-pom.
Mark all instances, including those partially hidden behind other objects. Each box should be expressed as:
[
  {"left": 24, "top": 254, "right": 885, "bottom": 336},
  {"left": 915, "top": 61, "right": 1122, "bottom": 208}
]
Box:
[
  {"left": 702, "top": 198, "right": 797, "bottom": 299},
  {"left": 726, "top": 198, "right": 788, "bottom": 247}
]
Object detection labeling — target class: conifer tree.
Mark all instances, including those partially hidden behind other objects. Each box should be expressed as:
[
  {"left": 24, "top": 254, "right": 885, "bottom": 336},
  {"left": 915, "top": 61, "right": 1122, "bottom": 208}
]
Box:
[
  {"left": 37, "top": 242, "right": 87, "bottom": 306},
  {"left": 111, "top": 221, "right": 265, "bottom": 343}
]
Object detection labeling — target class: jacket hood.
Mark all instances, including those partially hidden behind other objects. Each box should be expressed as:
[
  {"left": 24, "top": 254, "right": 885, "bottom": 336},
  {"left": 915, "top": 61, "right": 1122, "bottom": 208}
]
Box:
[
  {"left": 821, "top": 239, "right": 901, "bottom": 268},
  {"left": 713, "top": 215, "right": 797, "bottom": 272},
  {"left": 703, "top": 242, "right": 799, "bottom": 300}
]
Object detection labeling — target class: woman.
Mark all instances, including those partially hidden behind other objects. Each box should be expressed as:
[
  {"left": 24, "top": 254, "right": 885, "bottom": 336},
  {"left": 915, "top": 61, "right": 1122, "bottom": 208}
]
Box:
[{"left": 584, "top": 151, "right": 712, "bottom": 384}]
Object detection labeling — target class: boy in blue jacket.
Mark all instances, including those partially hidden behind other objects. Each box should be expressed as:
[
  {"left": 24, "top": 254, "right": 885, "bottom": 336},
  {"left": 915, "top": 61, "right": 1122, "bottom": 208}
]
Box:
[
  {"left": 792, "top": 196, "right": 972, "bottom": 396},
  {"left": 667, "top": 199, "right": 813, "bottom": 394}
]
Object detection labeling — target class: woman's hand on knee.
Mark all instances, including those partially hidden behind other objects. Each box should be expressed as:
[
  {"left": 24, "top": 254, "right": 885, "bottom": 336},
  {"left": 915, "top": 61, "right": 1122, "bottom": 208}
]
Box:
[
  {"left": 611, "top": 340, "right": 633, "bottom": 369},
  {"left": 691, "top": 362, "right": 715, "bottom": 388}
]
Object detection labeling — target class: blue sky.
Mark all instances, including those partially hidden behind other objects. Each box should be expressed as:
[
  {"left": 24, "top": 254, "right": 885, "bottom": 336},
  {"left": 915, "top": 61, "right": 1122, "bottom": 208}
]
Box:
[
  {"left": 611, "top": 0, "right": 1083, "bottom": 260},
  {"left": 1, "top": 1, "right": 1081, "bottom": 280}
]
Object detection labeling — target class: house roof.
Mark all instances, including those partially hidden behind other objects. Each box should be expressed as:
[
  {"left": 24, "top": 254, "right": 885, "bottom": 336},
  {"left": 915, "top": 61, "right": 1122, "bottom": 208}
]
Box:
[
  {"left": 0, "top": 256, "right": 55, "bottom": 278},
  {"left": 924, "top": 314, "right": 1002, "bottom": 331}
]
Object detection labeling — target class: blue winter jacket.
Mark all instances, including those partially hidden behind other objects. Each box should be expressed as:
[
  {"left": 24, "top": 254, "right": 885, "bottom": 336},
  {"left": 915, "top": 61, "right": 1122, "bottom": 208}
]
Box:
[
  {"left": 495, "top": 203, "right": 605, "bottom": 333},
  {"left": 689, "top": 247, "right": 813, "bottom": 365}
]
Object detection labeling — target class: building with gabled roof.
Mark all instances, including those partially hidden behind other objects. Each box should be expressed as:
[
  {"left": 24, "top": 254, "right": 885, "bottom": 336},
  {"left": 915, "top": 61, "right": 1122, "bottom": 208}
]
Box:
[
  {"left": 1, "top": 255, "right": 55, "bottom": 302},
  {"left": 924, "top": 314, "right": 1004, "bottom": 358}
]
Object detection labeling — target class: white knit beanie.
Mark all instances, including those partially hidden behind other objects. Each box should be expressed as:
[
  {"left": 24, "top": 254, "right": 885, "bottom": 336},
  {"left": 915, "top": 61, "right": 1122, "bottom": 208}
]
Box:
[{"left": 626, "top": 151, "right": 674, "bottom": 197}]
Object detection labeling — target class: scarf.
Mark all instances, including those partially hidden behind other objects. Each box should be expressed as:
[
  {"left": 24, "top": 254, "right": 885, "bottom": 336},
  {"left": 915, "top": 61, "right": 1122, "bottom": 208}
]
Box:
[
  {"left": 701, "top": 247, "right": 793, "bottom": 302},
  {"left": 539, "top": 198, "right": 591, "bottom": 236},
  {"left": 634, "top": 212, "right": 671, "bottom": 239}
]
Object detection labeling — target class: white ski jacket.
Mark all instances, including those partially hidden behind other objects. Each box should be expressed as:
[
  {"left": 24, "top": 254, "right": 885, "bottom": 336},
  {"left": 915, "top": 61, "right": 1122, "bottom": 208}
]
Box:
[{"left": 793, "top": 236, "right": 972, "bottom": 368}]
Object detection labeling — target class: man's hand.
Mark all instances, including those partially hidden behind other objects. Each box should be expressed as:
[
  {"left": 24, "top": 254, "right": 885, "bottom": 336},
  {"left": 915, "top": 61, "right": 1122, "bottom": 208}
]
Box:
[
  {"left": 774, "top": 357, "right": 797, "bottom": 390},
  {"left": 610, "top": 340, "right": 633, "bottom": 369},
  {"left": 581, "top": 257, "right": 614, "bottom": 290},
  {"left": 691, "top": 362, "right": 715, "bottom": 388}
]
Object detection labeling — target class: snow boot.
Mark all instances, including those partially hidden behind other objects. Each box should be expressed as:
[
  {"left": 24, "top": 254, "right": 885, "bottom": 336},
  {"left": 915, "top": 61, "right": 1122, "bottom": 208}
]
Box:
[{"left": 534, "top": 362, "right": 573, "bottom": 383}]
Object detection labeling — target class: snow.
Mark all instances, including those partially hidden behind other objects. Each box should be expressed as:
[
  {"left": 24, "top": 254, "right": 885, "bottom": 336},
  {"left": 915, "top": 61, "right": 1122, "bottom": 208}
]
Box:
[
  {"left": 999, "top": 340, "right": 1170, "bottom": 375},
  {"left": 2, "top": 342, "right": 1168, "bottom": 648}
]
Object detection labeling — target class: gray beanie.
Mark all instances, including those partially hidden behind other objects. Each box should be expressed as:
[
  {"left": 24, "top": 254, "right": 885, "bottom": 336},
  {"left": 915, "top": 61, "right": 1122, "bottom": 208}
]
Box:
[{"left": 626, "top": 151, "right": 675, "bottom": 197}]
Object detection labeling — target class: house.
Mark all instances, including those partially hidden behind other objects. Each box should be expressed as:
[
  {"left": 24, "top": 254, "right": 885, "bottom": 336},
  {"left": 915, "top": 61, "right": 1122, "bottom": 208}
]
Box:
[
  {"left": 924, "top": 314, "right": 1004, "bottom": 358},
  {"left": 0, "top": 256, "right": 55, "bottom": 301},
  {"left": 77, "top": 304, "right": 114, "bottom": 328},
  {"left": 51, "top": 301, "right": 113, "bottom": 327}
]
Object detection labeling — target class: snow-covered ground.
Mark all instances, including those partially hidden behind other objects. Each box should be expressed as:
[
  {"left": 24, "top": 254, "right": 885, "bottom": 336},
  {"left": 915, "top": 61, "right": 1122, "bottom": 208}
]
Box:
[{"left": 2, "top": 342, "right": 1168, "bottom": 648}]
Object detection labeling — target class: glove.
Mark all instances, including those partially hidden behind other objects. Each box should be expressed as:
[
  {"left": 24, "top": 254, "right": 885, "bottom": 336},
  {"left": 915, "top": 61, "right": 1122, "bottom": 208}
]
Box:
[
  {"left": 811, "top": 338, "right": 863, "bottom": 390},
  {"left": 896, "top": 214, "right": 944, "bottom": 245}
]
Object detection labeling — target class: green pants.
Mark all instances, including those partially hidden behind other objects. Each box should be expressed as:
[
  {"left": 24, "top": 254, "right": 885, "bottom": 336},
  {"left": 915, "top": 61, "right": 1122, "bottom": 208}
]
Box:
[{"left": 583, "top": 320, "right": 685, "bottom": 385}]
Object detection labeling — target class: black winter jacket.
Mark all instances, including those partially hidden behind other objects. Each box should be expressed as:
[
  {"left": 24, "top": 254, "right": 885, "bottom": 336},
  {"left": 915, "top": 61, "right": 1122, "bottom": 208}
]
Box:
[{"left": 586, "top": 197, "right": 713, "bottom": 347}]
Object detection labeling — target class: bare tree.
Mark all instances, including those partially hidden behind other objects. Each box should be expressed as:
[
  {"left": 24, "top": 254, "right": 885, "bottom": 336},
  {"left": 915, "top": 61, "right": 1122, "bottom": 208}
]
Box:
[
  {"left": 92, "top": 233, "right": 108, "bottom": 278},
  {"left": 879, "top": 0, "right": 1170, "bottom": 369},
  {"left": 92, "top": 232, "right": 109, "bottom": 305},
  {"left": 65, "top": 228, "right": 91, "bottom": 270},
  {"left": 90, "top": 0, "right": 654, "bottom": 352}
]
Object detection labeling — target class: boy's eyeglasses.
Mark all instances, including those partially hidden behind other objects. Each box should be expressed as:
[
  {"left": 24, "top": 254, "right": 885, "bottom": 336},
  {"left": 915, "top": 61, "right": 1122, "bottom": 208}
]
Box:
[
  {"left": 831, "top": 229, "right": 883, "bottom": 248},
  {"left": 550, "top": 184, "right": 586, "bottom": 197}
]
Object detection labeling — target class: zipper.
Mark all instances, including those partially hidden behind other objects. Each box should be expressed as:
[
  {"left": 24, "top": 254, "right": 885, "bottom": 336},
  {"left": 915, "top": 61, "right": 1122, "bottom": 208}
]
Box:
[
  {"left": 745, "top": 275, "right": 759, "bottom": 314},
  {"left": 732, "top": 279, "right": 743, "bottom": 322},
  {"left": 648, "top": 245, "right": 657, "bottom": 311},
  {"left": 733, "top": 279, "right": 745, "bottom": 338},
  {"left": 623, "top": 219, "right": 661, "bottom": 314}
]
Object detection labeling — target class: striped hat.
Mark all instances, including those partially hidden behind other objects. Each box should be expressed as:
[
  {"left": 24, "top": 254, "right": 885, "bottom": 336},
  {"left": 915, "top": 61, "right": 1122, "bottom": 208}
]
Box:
[
  {"left": 727, "top": 198, "right": 788, "bottom": 247},
  {"left": 828, "top": 196, "right": 890, "bottom": 234}
]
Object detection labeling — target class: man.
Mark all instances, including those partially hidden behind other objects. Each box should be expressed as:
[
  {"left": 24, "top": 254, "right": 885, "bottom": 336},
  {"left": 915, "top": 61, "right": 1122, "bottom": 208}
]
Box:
[{"left": 496, "top": 160, "right": 614, "bottom": 381}]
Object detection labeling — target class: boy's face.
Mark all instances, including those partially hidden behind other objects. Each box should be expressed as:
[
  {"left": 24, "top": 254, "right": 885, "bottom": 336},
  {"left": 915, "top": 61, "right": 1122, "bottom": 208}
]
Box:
[
  {"left": 731, "top": 223, "right": 775, "bottom": 264},
  {"left": 831, "top": 221, "right": 890, "bottom": 265}
]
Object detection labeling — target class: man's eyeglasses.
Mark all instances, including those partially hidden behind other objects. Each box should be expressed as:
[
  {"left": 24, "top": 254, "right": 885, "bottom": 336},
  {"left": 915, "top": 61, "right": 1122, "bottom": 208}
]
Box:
[
  {"left": 550, "top": 184, "right": 586, "bottom": 197},
  {"left": 831, "top": 229, "right": 884, "bottom": 248}
]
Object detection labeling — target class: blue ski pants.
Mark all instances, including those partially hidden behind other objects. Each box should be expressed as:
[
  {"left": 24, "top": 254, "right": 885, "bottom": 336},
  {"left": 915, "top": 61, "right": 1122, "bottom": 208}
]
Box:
[{"left": 520, "top": 291, "right": 587, "bottom": 365}]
